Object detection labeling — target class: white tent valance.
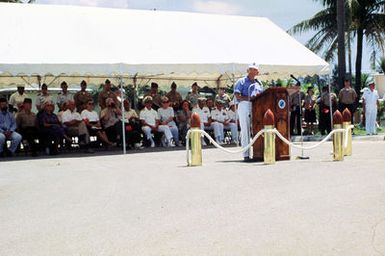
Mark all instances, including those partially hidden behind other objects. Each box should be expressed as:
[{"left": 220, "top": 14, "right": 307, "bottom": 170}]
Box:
[{"left": 0, "top": 3, "right": 329, "bottom": 88}]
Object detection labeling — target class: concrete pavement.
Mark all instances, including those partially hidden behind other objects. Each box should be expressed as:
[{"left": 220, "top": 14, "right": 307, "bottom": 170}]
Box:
[{"left": 1, "top": 140, "right": 385, "bottom": 255}]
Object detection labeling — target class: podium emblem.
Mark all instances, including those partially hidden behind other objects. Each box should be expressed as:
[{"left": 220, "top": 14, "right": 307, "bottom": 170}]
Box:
[{"left": 278, "top": 99, "right": 286, "bottom": 109}]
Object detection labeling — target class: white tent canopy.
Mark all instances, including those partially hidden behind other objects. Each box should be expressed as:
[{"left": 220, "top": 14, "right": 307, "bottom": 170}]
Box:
[{"left": 0, "top": 3, "right": 329, "bottom": 88}]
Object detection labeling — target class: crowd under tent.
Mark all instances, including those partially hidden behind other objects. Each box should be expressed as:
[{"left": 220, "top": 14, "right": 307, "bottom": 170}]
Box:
[{"left": 0, "top": 3, "right": 330, "bottom": 90}]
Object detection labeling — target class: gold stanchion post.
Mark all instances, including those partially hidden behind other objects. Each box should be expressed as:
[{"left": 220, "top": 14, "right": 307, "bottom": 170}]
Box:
[
  {"left": 333, "top": 110, "right": 344, "bottom": 161},
  {"left": 190, "top": 112, "right": 202, "bottom": 166},
  {"left": 263, "top": 109, "right": 276, "bottom": 165},
  {"left": 342, "top": 108, "right": 352, "bottom": 156}
]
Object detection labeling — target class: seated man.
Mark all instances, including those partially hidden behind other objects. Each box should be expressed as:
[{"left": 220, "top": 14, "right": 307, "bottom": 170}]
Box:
[
  {"left": 38, "top": 100, "right": 67, "bottom": 155},
  {"left": 16, "top": 98, "right": 39, "bottom": 156},
  {"left": 0, "top": 97, "right": 22, "bottom": 157},
  {"left": 81, "top": 100, "right": 114, "bottom": 148},
  {"left": 140, "top": 96, "right": 174, "bottom": 148},
  {"left": 210, "top": 100, "right": 229, "bottom": 144},
  {"left": 226, "top": 101, "right": 239, "bottom": 143},
  {"left": 61, "top": 100, "right": 92, "bottom": 152}
]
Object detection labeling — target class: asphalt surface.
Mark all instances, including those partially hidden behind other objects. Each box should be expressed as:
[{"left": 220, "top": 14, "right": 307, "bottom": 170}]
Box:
[{"left": 1, "top": 140, "right": 385, "bottom": 255}]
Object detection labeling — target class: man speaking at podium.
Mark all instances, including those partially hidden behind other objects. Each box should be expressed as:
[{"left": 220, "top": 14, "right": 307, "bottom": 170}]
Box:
[{"left": 234, "top": 64, "right": 264, "bottom": 162}]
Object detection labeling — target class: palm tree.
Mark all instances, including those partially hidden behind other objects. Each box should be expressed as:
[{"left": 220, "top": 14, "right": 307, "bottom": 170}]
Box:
[
  {"left": 289, "top": 0, "right": 385, "bottom": 93},
  {"left": 337, "top": 0, "right": 346, "bottom": 89},
  {"left": 351, "top": 0, "right": 385, "bottom": 91}
]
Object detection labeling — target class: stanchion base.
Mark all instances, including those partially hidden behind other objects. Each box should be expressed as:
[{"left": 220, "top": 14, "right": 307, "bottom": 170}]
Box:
[{"left": 296, "top": 156, "right": 310, "bottom": 160}]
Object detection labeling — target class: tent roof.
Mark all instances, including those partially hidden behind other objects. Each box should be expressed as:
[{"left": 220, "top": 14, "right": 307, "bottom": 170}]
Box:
[{"left": 0, "top": 3, "right": 329, "bottom": 87}]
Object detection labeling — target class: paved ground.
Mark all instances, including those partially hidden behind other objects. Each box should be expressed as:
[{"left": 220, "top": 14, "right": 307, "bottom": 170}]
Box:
[{"left": 1, "top": 140, "right": 385, "bottom": 255}]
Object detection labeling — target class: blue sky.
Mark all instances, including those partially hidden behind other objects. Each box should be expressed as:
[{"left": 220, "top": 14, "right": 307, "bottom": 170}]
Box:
[{"left": 34, "top": 0, "right": 372, "bottom": 71}]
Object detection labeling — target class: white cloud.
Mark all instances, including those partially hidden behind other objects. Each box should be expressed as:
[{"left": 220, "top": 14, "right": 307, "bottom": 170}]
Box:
[{"left": 192, "top": 0, "right": 241, "bottom": 15}]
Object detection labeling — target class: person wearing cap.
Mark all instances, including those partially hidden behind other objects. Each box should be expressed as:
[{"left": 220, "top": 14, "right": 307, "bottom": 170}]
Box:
[
  {"left": 9, "top": 84, "right": 28, "bottom": 112},
  {"left": 211, "top": 99, "right": 238, "bottom": 144},
  {"left": 226, "top": 101, "right": 239, "bottom": 143},
  {"left": 16, "top": 98, "right": 39, "bottom": 156},
  {"left": 140, "top": 96, "right": 174, "bottom": 148},
  {"left": 74, "top": 80, "right": 93, "bottom": 113},
  {"left": 98, "top": 79, "right": 118, "bottom": 110},
  {"left": 192, "top": 97, "right": 212, "bottom": 131},
  {"left": 215, "top": 87, "right": 231, "bottom": 108},
  {"left": 0, "top": 97, "right": 22, "bottom": 157},
  {"left": 144, "top": 82, "right": 162, "bottom": 110},
  {"left": 185, "top": 82, "right": 200, "bottom": 107},
  {"left": 289, "top": 80, "right": 305, "bottom": 136},
  {"left": 303, "top": 86, "right": 317, "bottom": 135},
  {"left": 166, "top": 82, "right": 183, "bottom": 111},
  {"left": 56, "top": 81, "right": 74, "bottom": 111},
  {"left": 338, "top": 76, "right": 357, "bottom": 122},
  {"left": 234, "top": 63, "right": 263, "bottom": 161},
  {"left": 206, "top": 98, "right": 215, "bottom": 111},
  {"left": 36, "top": 83, "right": 53, "bottom": 112},
  {"left": 361, "top": 79, "right": 379, "bottom": 135},
  {"left": 158, "top": 96, "right": 181, "bottom": 146}
]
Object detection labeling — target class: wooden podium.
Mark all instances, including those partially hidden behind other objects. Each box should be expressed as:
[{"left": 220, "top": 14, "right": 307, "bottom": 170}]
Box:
[{"left": 251, "top": 87, "right": 290, "bottom": 161}]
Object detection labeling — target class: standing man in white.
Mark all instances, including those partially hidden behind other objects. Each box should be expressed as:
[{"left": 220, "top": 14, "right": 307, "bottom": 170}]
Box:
[
  {"left": 234, "top": 64, "right": 263, "bottom": 162},
  {"left": 362, "top": 79, "right": 379, "bottom": 135}
]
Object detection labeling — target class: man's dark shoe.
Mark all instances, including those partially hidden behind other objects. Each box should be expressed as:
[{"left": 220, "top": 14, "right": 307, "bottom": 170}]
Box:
[{"left": 243, "top": 157, "right": 253, "bottom": 162}]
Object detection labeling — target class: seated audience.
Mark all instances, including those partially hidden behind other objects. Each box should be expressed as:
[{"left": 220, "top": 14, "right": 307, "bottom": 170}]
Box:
[
  {"left": 16, "top": 98, "right": 39, "bottom": 156},
  {"left": 81, "top": 100, "right": 114, "bottom": 147},
  {"left": 61, "top": 100, "right": 92, "bottom": 152},
  {"left": 122, "top": 99, "right": 143, "bottom": 149},
  {"left": 144, "top": 82, "right": 162, "bottom": 110},
  {"left": 140, "top": 96, "right": 174, "bottom": 148},
  {"left": 158, "top": 96, "right": 181, "bottom": 146},
  {"left": 176, "top": 100, "right": 192, "bottom": 145},
  {"left": 38, "top": 100, "right": 66, "bottom": 155},
  {"left": 100, "top": 98, "right": 123, "bottom": 144},
  {"left": 0, "top": 97, "right": 22, "bottom": 157}
]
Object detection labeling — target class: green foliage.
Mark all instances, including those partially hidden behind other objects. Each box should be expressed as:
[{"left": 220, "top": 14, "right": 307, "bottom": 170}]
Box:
[{"left": 378, "top": 57, "right": 385, "bottom": 73}]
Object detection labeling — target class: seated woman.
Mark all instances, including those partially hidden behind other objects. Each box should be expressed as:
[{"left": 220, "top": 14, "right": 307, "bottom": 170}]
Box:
[
  {"left": 123, "top": 99, "right": 143, "bottom": 149},
  {"left": 176, "top": 100, "right": 192, "bottom": 146},
  {"left": 81, "top": 100, "right": 114, "bottom": 147},
  {"left": 158, "top": 96, "right": 181, "bottom": 146},
  {"left": 100, "top": 98, "right": 122, "bottom": 144},
  {"left": 38, "top": 100, "right": 67, "bottom": 155}
]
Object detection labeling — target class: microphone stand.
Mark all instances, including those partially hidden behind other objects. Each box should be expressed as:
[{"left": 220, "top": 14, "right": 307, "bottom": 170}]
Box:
[{"left": 291, "top": 75, "right": 309, "bottom": 160}]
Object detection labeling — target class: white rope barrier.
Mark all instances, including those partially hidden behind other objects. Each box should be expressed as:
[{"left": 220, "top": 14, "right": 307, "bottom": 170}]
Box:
[{"left": 186, "top": 125, "right": 354, "bottom": 164}]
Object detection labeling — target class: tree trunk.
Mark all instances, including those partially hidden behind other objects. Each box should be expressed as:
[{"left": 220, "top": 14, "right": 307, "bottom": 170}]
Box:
[
  {"left": 347, "top": 31, "right": 352, "bottom": 75},
  {"left": 337, "top": 0, "right": 346, "bottom": 91},
  {"left": 355, "top": 28, "right": 364, "bottom": 97}
]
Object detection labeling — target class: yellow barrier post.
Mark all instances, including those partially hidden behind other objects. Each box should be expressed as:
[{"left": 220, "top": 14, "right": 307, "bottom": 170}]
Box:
[
  {"left": 333, "top": 110, "right": 344, "bottom": 161},
  {"left": 190, "top": 112, "right": 202, "bottom": 166},
  {"left": 342, "top": 108, "right": 352, "bottom": 156},
  {"left": 263, "top": 109, "right": 276, "bottom": 165}
]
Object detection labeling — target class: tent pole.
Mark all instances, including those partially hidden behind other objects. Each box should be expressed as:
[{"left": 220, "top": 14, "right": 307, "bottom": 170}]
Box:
[{"left": 119, "top": 65, "right": 127, "bottom": 155}]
